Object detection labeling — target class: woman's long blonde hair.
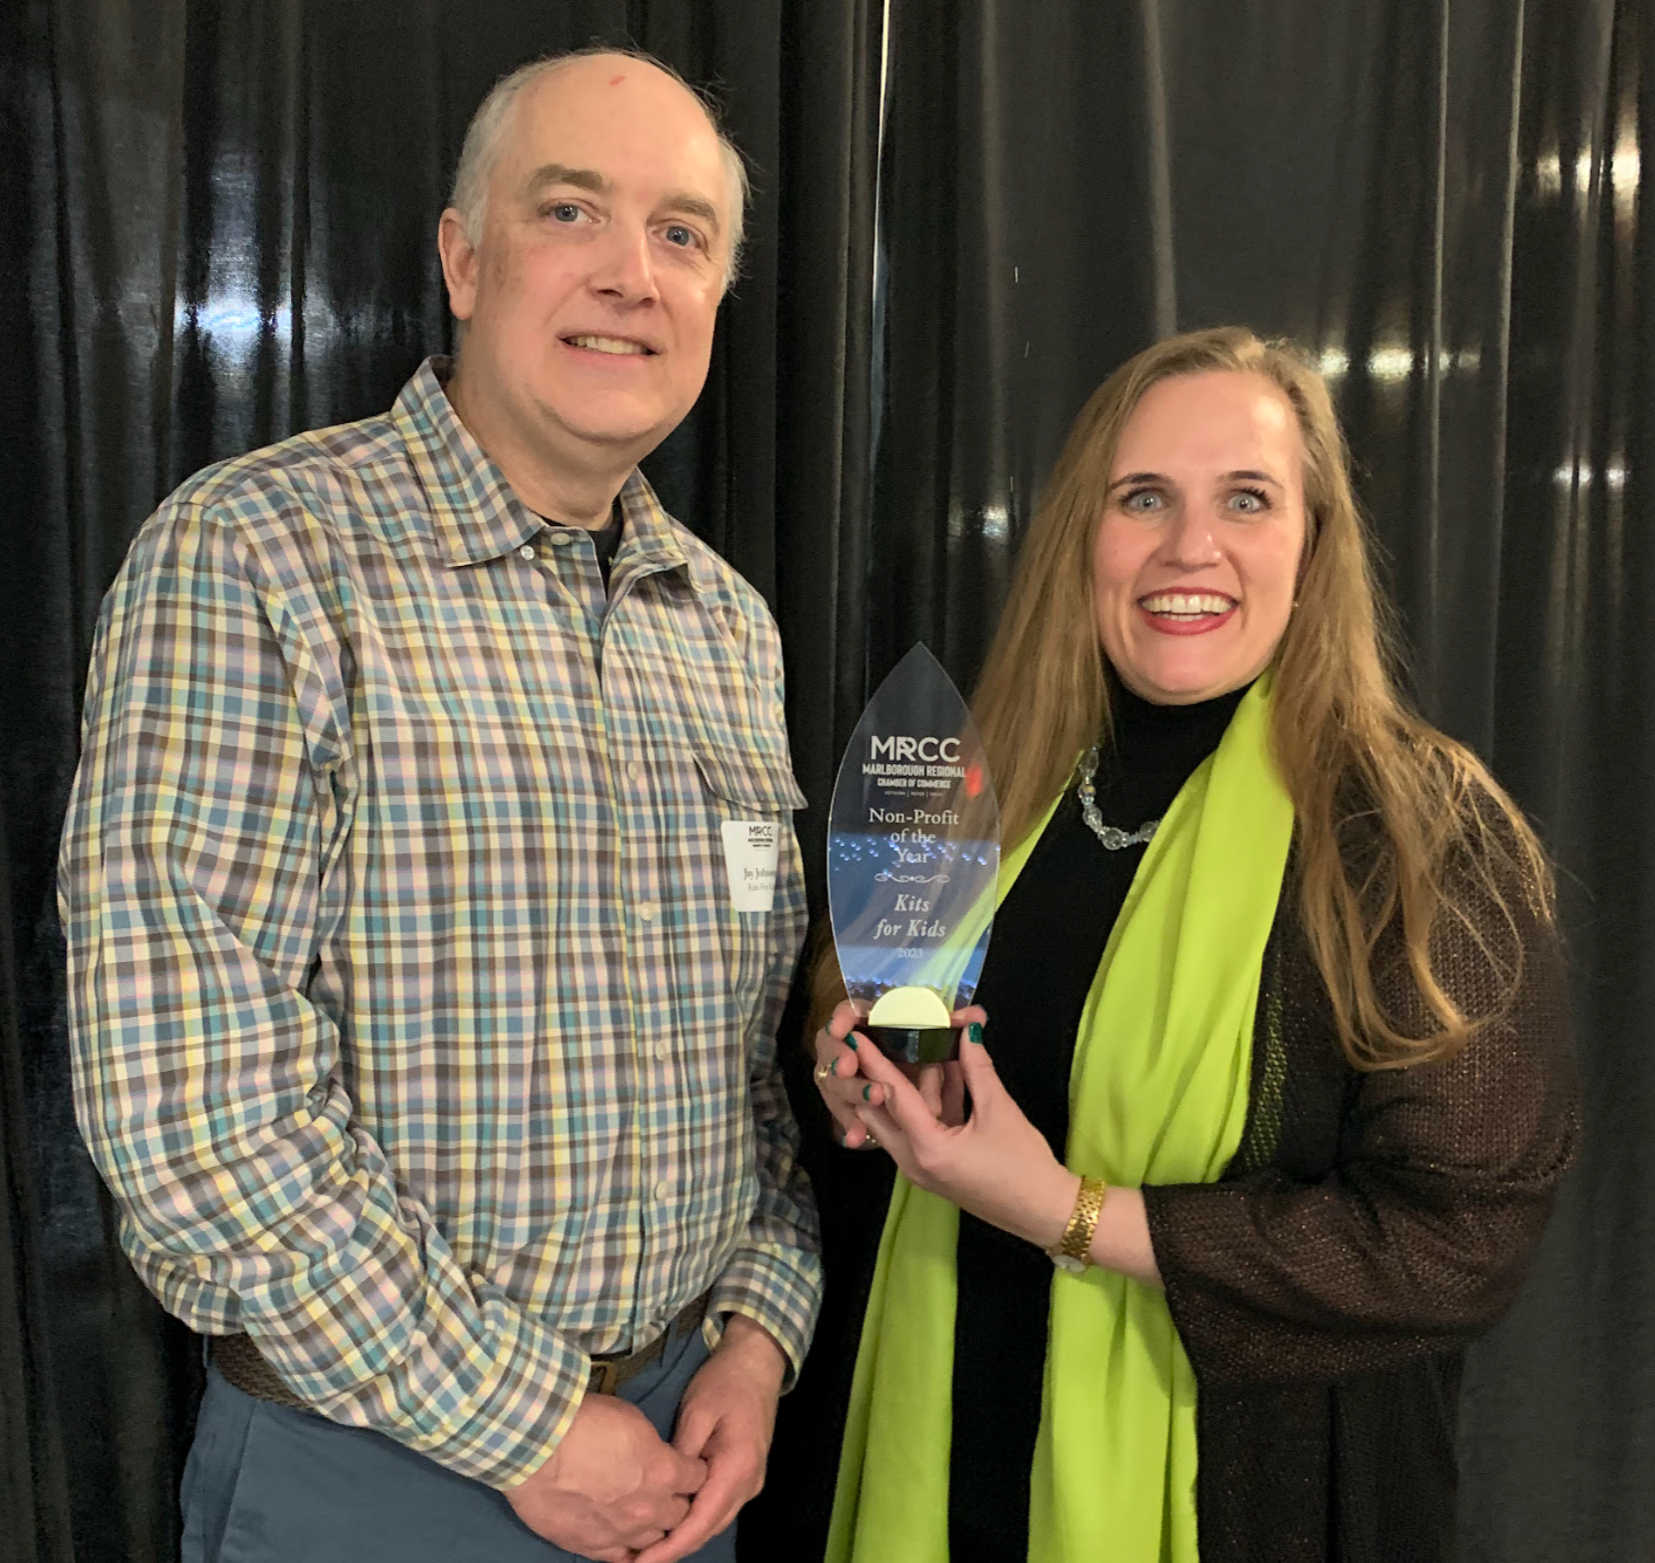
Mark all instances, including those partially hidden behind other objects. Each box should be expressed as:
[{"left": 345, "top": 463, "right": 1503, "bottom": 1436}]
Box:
[{"left": 968, "top": 326, "right": 1552, "bottom": 1070}]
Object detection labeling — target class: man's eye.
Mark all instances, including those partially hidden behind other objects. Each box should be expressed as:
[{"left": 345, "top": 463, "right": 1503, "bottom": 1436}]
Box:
[
  {"left": 546, "top": 202, "right": 584, "bottom": 223},
  {"left": 663, "top": 224, "right": 701, "bottom": 249}
]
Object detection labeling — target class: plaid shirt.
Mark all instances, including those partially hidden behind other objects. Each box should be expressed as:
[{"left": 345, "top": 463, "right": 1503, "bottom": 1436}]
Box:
[{"left": 59, "top": 359, "right": 821, "bottom": 1488}]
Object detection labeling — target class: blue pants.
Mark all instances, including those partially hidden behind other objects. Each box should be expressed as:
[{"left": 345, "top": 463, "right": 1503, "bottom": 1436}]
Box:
[{"left": 181, "top": 1325, "right": 737, "bottom": 1563}]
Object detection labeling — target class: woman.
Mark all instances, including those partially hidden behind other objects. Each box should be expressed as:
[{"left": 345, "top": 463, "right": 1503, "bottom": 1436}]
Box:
[{"left": 807, "top": 327, "right": 1577, "bottom": 1563}]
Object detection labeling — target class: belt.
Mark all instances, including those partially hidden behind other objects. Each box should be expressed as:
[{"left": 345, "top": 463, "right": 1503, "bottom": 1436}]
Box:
[
  {"left": 585, "top": 1291, "right": 709, "bottom": 1396},
  {"left": 208, "top": 1291, "right": 712, "bottom": 1413}
]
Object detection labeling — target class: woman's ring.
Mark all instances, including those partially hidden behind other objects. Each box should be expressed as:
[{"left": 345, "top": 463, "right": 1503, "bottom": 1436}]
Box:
[
  {"left": 813, "top": 1061, "right": 834, "bottom": 1083},
  {"left": 863, "top": 1133, "right": 880, "bottom": 1149}
]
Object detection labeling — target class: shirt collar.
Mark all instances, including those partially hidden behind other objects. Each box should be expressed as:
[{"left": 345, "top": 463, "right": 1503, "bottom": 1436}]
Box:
[
  {"left": 611, "top": 469, "right": 691, "bottom": 583},
  {"left": 392, "top": 357, "right": 690, "bottom": 580}
]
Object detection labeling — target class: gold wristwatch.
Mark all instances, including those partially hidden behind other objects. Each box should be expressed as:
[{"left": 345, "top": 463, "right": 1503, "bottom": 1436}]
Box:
[{"left": 1048, "top": 1174, "right": 1107, "bottom": 1273}]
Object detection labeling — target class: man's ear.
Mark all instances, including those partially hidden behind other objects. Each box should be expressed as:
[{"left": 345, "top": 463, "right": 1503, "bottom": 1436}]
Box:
[{"left": 437, "top": 208, "right": 480, "bottom": 323}]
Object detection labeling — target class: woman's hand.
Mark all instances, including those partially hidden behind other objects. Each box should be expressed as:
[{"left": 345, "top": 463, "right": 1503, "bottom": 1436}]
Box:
[
  {"left": 811, "top": 1001, "right": 878, "bottom": 1149},
  {"left": 850, "top": 1024, "right": 1081, "bottom": 1249},
  {"left": 812, "top": 1000, "right": 978, "bottom": 1148}
]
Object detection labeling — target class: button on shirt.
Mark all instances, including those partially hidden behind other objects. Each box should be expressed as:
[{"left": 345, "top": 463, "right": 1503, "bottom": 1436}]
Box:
[{"left": 58, "top": 359, "right": 822, "bottom": 1487}]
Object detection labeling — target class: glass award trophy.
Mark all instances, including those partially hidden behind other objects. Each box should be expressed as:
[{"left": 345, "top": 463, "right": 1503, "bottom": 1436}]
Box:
[{"left": 827, "top": 643, "right": 1001, "bottom": 1064}]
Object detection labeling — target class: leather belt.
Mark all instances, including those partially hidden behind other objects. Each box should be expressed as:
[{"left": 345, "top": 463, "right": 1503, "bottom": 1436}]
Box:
[
  {"left": 586, "top": 1291, "right": 709, "bottom": 1396},
  {"left": 209, "top": 1330, "right": 309, "bottom": 1411},
  {"left": 209, "top": 1290, "right": 712, "bottom": 1413}
]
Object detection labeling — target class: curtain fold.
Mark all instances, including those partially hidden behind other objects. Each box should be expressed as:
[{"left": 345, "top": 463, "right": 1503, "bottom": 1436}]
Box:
[{"left": 0, "top": 790, "right": 73, "bottom": 1563}]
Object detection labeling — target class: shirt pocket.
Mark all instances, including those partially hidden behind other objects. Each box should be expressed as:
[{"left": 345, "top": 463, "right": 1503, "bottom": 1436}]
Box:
[
  {"left": 692, "top": 742, "right": 808, "bottom": 820},
  {"left": 690, "top": 743, "right": 807, "bottom": 1033}
]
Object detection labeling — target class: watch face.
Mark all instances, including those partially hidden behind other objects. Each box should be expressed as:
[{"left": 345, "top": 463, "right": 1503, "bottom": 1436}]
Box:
[{"left": 1052, "top": 1253, "right": 1086, "bottom": 1274}]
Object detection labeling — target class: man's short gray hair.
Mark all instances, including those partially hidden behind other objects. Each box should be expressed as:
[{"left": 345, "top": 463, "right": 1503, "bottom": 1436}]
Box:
[{"left": 448, "top": 47, "right": 751, "bottom": 292}]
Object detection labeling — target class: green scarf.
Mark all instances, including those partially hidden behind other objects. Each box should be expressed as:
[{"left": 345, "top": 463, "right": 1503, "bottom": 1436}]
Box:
[{"left": 826, "top": 678, "right": 1294, "bottom": 1563}]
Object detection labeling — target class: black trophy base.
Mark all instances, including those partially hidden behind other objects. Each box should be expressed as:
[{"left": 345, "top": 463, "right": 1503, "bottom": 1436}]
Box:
[{"left": 859, "top": 1022, "right": 958, "bottom": 1066}]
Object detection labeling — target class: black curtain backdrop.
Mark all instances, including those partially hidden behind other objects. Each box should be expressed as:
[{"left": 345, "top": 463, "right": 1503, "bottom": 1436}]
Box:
[{"left": 1, "top": 2, "right": 1649, "bottom": 1560}]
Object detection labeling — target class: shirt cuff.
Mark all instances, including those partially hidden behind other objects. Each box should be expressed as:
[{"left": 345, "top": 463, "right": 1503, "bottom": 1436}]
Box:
[
  {"left": 386, "top": 1303, "right": 592, "bottom": 1491},
  {"left": 706, "top": 1242, "right": 824, "bottom": 1391}
]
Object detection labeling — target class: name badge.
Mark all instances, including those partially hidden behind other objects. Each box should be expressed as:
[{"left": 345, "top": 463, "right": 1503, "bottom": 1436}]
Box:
[{"left": 721, "top": 821, "right": 779, "bottom": 912}]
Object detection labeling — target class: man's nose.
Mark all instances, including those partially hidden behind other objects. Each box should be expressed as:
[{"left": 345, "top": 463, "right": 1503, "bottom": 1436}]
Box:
[
  {"left": 1159, "top": 503, "right": 1223, "bottom": 568},
  {"left": 589, "top": 221, "right": 658, "bottom": 304}
]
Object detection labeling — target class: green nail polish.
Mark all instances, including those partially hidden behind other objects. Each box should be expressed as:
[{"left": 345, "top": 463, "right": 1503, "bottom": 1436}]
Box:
[
  {"left": 846, "top": 1032, "right": 859, "bottom": 1047},
  {"left": 967, "top": 1022, "right": 985, "bottom": 1045},
  {"left": 862, "top": 1084, "right": 873, "bottom": 1101}
]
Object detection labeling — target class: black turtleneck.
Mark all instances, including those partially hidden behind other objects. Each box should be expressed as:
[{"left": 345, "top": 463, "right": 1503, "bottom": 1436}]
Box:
[{"left": 947, "top": 678, "right": 1249, "bottom": 1561}]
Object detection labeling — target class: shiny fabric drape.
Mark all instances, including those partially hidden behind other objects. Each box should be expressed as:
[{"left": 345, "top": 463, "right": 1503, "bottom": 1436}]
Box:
[{"left": 2, "top": 1, "right": 1650, "bottom": 1560}]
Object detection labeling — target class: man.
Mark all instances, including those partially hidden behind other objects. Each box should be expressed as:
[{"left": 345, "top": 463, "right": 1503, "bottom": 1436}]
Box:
[{"left": 60, "top": 50, "right": 820, "bottom": 1563}]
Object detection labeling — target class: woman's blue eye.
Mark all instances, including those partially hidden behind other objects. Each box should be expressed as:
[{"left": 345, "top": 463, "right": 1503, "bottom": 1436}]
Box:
[
  {"left": 1123, "top": 490, "right": 1164, "bottom": 512},
  {"left": 1229, "top": 488, "right": 1269, "bottom": 513}
]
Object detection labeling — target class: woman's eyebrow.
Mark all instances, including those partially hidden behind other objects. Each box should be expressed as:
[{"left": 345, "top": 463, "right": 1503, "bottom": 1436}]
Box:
[
  {"left": 1107, "top": 467, "right": 1285, "bottom": 491},
  {"left": 1107, "top": 470, "right": 1169, "bottom": 491}
]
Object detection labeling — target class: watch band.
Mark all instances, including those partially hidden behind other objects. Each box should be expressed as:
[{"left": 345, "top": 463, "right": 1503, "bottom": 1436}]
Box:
[{"left": 1050, "top": 1174, "right": 1108, "bottom": 1270}]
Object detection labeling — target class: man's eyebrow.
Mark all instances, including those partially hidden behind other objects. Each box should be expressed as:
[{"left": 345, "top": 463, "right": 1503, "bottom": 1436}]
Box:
[
  {"left": 523, "top": 164, "right": 611, "bottom": 197},
  {"left": 517, "top": 167, "right": 723, "bottom": 237},
  {"left": 659, "top": 190, "right": 723, "bottom": 235}
]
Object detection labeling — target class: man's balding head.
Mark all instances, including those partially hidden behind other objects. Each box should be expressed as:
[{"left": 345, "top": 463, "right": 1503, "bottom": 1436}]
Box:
[{"left": 449, "top": 49, "right": 749, "bottom": 292}]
